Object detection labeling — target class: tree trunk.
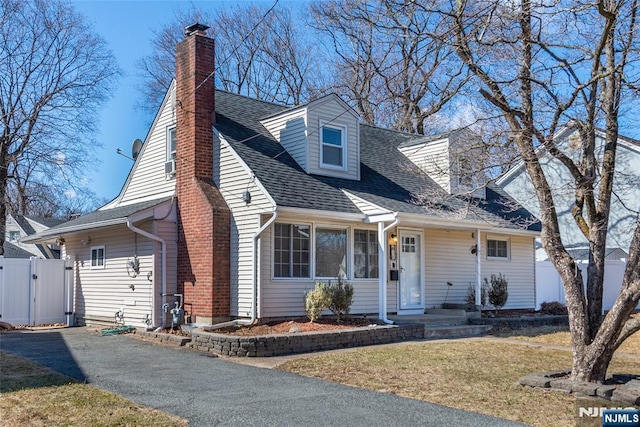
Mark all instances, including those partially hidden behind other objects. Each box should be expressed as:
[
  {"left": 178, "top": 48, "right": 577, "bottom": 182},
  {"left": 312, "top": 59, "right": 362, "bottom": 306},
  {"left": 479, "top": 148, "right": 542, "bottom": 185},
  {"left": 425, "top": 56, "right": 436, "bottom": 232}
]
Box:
[{"left": 0, "top": 138, "right": 7, "bottom": 257}]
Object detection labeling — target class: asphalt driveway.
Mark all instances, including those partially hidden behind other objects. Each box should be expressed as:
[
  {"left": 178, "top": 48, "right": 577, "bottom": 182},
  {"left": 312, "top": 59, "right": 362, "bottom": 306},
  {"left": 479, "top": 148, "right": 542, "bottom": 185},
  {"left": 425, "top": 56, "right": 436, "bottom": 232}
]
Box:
[{"left": 0, "top": 327, "right": 524, "bottom": 426}]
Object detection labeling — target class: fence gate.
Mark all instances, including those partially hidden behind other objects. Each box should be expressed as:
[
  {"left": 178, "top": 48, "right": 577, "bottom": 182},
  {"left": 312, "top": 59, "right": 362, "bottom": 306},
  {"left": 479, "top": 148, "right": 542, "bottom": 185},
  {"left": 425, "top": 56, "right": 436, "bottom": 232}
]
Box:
[{"left": 0, "top": 256, "right": 72, "bottom": 326}]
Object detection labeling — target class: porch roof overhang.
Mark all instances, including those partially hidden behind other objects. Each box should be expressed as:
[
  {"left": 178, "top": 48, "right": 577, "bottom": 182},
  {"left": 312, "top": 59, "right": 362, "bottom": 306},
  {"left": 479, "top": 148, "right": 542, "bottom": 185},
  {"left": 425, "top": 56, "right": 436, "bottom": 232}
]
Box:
[
  {"left": 21, "top": 197, "right": 174, "bottom": 244},
  {"left": 276, "top": 205, "right": 539, "bottom": 237}
]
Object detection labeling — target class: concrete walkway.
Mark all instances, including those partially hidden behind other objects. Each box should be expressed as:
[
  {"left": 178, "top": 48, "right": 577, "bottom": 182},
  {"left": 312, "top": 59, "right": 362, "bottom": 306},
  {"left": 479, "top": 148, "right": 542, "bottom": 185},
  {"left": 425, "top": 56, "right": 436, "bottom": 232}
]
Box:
[{"left": 0, "top": 327, "right": 524, "bottom": 427}]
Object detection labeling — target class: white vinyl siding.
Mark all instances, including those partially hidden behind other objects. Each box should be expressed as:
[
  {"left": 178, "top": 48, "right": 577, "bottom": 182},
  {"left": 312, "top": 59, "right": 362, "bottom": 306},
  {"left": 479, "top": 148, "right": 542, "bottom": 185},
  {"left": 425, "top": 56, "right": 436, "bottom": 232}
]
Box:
[
  {"left": 213, "top": 134, "right": 275, "bottom": 318},
  {"left": 307, "top": 97, "right": 360, "bottom": 180},
  {"left": 153, "top": 221, "right": 178, "bottom": 300},
  {"left": 424, "top": 229, "right": 535, "bottom": 310},
  {"left": 119, "top": 82, "right": 177, "bottom": 205},
  {"left": 399, "top": 139, "right": 450, "bottom": 192},
  {"left": 260, "top": 217, "right": 379, "bottom": 317},
  {"left": 66, "top": 225, "right": 157, "bottom": 328},
  {"left": 260, "top": 108, "right": 308, "bottom": 171}
]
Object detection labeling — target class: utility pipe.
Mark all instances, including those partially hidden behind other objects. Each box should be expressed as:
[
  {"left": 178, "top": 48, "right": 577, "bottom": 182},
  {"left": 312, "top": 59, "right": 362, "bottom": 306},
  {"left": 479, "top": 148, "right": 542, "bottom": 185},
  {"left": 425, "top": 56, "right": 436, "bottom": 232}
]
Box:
[
  {"left": 378, "top": 214, "right": 399, "bottom": 324},
  {"left": 126, "top": 219, "right": 167, "bottom": 330}
]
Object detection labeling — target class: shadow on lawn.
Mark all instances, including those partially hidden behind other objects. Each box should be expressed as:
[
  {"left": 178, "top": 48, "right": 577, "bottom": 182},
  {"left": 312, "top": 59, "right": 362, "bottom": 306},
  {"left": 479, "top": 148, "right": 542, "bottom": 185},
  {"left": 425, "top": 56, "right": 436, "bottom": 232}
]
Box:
[{"left": 0, "top": 329, "right": 86, "bottom": 391}]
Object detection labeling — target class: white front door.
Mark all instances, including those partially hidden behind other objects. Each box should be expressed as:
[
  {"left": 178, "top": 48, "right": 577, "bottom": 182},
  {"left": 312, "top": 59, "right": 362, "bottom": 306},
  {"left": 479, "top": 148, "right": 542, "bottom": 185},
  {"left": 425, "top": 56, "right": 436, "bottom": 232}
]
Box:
[{"left": 398, "top": 231, "right": 424, "bottom": 313}]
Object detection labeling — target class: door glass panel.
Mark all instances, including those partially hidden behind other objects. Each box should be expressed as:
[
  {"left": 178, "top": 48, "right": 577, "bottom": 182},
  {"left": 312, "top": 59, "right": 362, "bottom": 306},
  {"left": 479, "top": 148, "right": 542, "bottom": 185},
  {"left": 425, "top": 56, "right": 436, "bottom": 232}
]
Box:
[{"left": 400, "top": 234, "right": 422, "bottom": 309}]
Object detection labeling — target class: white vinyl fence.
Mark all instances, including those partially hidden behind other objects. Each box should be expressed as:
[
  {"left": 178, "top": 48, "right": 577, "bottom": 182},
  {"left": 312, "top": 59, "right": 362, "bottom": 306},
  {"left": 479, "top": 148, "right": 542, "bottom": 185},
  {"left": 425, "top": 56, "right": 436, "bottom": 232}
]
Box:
[
  {"left": 535, "top": 260, "right": 637, "bottom": 312},
  {"left": 0, "top": 256, "right": 73, "bottom": 326}
]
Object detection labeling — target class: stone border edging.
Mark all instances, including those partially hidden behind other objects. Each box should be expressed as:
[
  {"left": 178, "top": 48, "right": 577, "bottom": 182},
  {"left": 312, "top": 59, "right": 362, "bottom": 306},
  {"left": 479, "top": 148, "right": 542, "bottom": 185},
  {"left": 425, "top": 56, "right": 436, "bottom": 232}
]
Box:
[
  {"left": 186, "top": 324, "right": 425, "bottom": 357},
  {"left": 520, "top": 370, "right": 640, "bottom": 405},
  {"left": 137, "top": 330, "right": 191, "bottom": 347},
  {"left": 470, "top": 315, "right": 568, "bottom": 329}
]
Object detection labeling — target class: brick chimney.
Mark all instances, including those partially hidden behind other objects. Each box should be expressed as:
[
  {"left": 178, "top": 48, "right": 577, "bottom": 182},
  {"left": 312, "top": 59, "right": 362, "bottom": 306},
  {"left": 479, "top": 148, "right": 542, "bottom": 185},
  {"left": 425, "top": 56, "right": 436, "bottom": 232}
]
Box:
[{"left": 175, "top": 23, "right": 231, "bottom": 324}]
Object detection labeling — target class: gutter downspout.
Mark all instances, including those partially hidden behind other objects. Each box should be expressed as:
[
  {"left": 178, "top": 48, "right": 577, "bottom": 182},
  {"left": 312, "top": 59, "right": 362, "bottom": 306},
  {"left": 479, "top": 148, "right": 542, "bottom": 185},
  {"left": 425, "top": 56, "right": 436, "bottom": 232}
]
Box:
[
  {"left": 379, "top": 214, "right": 399, "bottom": 324},
  {"left": 240, "top": 209, "right": 278, "bottom": 325},
  {"left": 126, "top": 219, "right": 167, "bottom": 329},
  {"left": 202, "top": 210, "right": 278, "bottom": 331}
]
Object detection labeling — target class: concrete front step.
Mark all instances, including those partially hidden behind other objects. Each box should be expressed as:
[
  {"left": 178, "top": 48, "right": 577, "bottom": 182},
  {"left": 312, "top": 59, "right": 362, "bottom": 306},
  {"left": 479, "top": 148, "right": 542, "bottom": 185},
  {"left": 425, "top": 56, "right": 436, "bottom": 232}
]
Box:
[
  {"left": 423, "top": 324, "right": 492, "bottom": 339},
  {"left": 389, "top": 314, "right": 468, "bottom": 327}
]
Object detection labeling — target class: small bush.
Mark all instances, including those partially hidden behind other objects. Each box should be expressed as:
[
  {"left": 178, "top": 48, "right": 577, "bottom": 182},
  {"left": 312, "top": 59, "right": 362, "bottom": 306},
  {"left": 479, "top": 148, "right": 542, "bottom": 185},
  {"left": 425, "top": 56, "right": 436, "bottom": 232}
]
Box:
[
  {"left": 465, "top": 282, "right": 488, "bottom": 307},
  {"left": 304, "top": 281, "right": 332, "bottom": 322},
  {"left": 540, "top": 301, "right": 568, "bottom": 315},
  {"left": 327, "top": 277, "right": 354, "bottom": 322},
  {"left": 485, "top": 273, "right": 509, "bottom": 312}
]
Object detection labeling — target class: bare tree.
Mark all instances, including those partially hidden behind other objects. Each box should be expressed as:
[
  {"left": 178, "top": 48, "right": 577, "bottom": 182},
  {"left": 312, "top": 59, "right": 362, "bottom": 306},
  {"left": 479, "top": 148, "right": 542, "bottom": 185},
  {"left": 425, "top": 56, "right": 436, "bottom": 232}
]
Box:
[
  {"left": 136, "top": 3, "right": 319, "bottom": 113},
  {"left": 310, "top": 0, "right": 469, "bottom": 134},
  {"left": 0, "top": 0, "right": 119, "bottom": 254},
  {"left": 441, "top": 0, "right": 640, "bottom": 382}
]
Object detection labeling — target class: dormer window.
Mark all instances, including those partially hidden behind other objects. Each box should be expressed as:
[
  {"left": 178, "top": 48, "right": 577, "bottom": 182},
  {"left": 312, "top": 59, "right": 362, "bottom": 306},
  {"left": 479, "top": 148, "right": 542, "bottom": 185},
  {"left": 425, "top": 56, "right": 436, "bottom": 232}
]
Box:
[{"left": 321, "top": 122, "right": 346, "bottom": 169}]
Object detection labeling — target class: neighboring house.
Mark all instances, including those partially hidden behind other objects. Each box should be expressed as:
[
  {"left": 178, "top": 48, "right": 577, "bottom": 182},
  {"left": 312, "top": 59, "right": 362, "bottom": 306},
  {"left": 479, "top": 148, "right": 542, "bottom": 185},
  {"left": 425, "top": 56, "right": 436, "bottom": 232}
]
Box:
[
  {"left": 25, "top": 25, "right": 540, "bottom": 328},
  {"left": 497, "top": 126, "right": 640, "bottom": 310},
  {"left": 497, "top": 126, "right": 640, "bottom": 257},
  {"left": 4, "top": 214, "right": 63, "bottom": 259}
]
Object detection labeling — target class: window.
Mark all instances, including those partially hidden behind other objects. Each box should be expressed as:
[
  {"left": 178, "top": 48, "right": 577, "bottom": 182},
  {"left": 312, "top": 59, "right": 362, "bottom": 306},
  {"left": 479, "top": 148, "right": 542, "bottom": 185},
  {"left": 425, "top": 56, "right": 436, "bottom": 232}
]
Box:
[
  {"left": 90, "top": 246, "right": 105, "bottom": 268},
  {"left": 165, "top": 127, "right": 177, "bottom": 176},
  {"left": 354, "top": 230, "right": 378, "bottom": 279},
  {"left": 321, "top": 124, "right": 345, "bottom": 168},
  {"left": 315, "top": 227, "right": 348, "bottom": 278},
  {"left": 8, "top": 230, "right": 20, "bottom": 241},
  {"left": 274, "top": 224, "right": 310, "bottom": 278},
  {"left": 402, "top": 236, "right": 417, "bottom": 253},
  {"left": 487, "top": 239, "right": 509, "bottom": 259},
  {"left": 167, "top": 127, "right": 176, "bottom": 162}
]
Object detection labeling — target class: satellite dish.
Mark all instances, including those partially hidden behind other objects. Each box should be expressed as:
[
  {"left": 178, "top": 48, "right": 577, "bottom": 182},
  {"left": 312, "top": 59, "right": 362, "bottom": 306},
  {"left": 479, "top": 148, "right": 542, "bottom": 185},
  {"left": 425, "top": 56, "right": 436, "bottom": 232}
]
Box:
[{"left": 132, "top": 138, "right": 143, "bottom": 160}]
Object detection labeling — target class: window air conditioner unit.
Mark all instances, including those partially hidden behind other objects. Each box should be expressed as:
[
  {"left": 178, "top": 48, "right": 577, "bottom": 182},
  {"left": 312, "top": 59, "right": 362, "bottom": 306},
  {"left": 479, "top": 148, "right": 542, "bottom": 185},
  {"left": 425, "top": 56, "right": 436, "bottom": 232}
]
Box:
[{"left": 165, "top": 159, "right": 176, "bottom": 176}]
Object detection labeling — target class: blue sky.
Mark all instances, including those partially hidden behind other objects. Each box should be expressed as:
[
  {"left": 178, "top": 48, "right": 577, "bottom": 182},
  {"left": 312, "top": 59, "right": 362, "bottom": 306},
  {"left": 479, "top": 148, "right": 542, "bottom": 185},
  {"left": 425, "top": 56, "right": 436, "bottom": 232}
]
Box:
[{"left": 71, "top": 0, "right": 281, "bottom": 203}]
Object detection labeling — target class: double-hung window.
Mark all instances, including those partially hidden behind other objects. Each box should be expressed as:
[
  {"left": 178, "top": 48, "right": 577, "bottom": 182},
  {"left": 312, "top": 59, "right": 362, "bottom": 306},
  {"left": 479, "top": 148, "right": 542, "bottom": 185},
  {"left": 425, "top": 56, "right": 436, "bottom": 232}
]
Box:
[
  {"left": 487, "top": 238, "right": 509, "bottom": 259},
  {"left": 274, "top": 224, "right": 310, "bottom": 278},
  {"left": 354, "top": 230, "right": 378, "bottom": 278},
  {"left": 321, "top": 123, "right": 345, "bottom": 168}
]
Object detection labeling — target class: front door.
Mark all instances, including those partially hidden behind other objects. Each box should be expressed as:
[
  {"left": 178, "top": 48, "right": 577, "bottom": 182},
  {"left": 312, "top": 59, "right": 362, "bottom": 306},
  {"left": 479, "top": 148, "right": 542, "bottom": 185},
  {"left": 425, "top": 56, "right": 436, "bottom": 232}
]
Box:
[{"left": 399, "top": 231, "right": 424, "bottom": 313}]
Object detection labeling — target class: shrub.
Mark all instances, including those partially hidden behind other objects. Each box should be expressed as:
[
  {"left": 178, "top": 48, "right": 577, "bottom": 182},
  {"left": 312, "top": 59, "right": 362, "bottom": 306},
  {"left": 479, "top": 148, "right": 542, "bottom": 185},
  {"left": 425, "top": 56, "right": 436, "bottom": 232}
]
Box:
[
  {"left": 327, "top": 277, "right": 354, "bottom": 322},
  {"left": 304, "top": 281, "right": 332, "bottom": 322},
  {"left": 540, "top": 301, "right": 568, "bottom": 315},
  {"left": 465, "top": 282, "right": 488, "bottom": 307},
  {"left": 485, "top": 273, "right": 509, "bottom": 312}
]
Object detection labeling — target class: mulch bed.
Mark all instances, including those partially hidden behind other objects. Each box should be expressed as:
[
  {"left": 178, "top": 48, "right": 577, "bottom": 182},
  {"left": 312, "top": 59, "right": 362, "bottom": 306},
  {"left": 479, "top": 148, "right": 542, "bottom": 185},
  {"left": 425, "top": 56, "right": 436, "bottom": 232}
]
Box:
[{"left": 215, "top": 317, "right": 377, "bottom": 336}]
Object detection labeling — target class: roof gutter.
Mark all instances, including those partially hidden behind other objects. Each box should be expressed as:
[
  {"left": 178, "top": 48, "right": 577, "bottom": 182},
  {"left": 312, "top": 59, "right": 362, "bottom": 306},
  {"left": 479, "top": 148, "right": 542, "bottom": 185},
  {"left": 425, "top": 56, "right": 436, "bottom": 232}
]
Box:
[{"left": 21, "top": 218, "right": 129, "bottom": 243}]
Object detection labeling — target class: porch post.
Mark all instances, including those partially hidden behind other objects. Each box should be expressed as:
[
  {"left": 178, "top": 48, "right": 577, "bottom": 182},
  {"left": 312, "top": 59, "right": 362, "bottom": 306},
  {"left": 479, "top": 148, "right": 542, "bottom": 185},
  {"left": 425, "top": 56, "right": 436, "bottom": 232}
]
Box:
[
  {"left": 476, "top": 229, "right": 482, "bottom": 306},
  {"left": 378, "top": 221, "right": 387, "bottom": 320}
]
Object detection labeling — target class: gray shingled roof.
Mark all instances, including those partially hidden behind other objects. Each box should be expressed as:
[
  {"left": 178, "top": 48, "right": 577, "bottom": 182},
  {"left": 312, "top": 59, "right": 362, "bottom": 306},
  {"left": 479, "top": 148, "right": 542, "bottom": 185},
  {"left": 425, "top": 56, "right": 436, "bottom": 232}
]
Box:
[
  {"left": 2, "top": 241, "right": 36, "bottom": 258},
  {"left": 214, "top": 90, "right": 540, "bottom": 231},
  {"left": 23, "top": 198, "right": 172, "bottom": 241}
]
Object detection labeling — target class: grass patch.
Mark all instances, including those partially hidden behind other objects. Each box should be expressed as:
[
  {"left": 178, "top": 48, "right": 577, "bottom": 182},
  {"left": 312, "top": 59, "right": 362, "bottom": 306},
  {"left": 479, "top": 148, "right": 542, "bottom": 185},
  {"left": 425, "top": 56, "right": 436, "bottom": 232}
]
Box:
[
  {"left": 278, "top": 340, "right": 639, "bottom": 427},
  {"left": 495, "top": 324, "right": 640, "bottom": 356},
  {"left": 0, "top": 352, "right": 186, "bottom": 427}
]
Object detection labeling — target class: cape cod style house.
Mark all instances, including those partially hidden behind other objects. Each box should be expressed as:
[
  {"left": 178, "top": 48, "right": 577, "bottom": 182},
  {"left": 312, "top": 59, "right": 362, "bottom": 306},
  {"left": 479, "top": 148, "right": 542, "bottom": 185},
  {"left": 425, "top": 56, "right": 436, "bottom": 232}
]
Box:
[{"left": 25, "top": 25, "right": 540, "bottom": 328}]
